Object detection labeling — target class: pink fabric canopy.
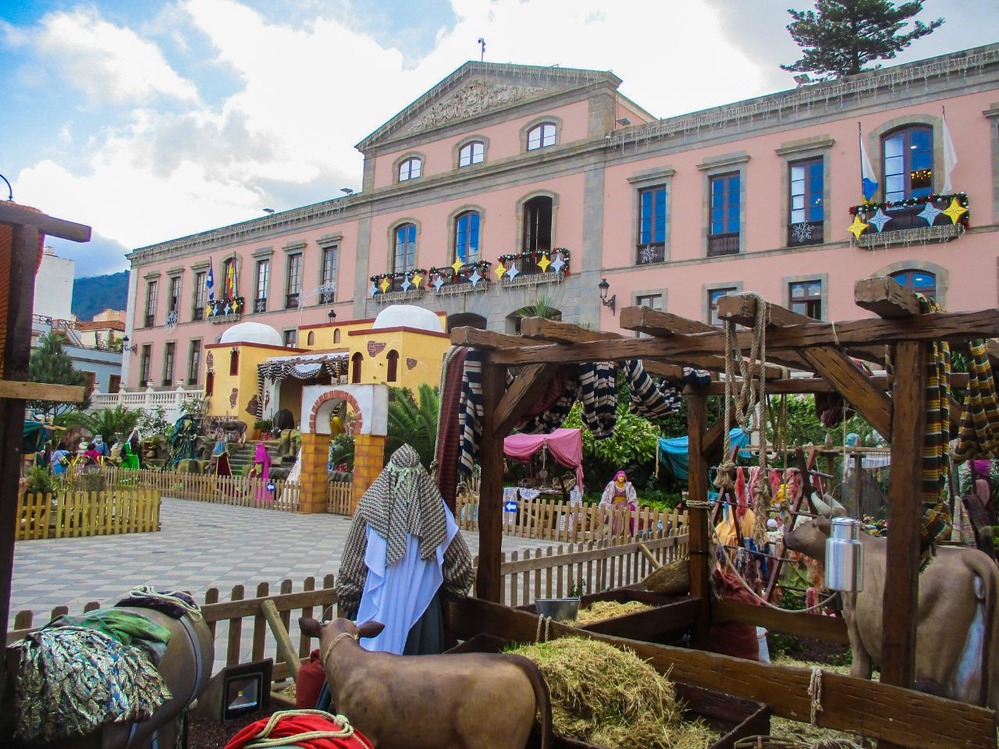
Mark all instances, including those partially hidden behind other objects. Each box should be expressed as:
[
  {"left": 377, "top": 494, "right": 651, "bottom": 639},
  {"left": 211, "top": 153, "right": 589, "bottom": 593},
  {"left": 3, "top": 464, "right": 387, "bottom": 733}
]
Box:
[{"left": 503, "top": 428, "right": 585, "bottom": 493}]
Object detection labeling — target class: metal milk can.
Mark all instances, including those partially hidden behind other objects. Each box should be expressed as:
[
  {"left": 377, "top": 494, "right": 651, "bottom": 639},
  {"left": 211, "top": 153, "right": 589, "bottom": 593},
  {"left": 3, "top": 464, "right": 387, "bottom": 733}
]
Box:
[{"left": 825, "top": 517, "right": 864, "bottom": 592}]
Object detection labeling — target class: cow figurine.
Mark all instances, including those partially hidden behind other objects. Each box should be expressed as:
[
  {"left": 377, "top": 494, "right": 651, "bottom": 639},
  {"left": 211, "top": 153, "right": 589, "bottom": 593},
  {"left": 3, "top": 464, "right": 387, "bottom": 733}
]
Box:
[
  {"left": 785, "top": 513, "right": 999, "bottom": 711},
  {"left": 299, "top": 617, "right": 552, "bottom": 749}
]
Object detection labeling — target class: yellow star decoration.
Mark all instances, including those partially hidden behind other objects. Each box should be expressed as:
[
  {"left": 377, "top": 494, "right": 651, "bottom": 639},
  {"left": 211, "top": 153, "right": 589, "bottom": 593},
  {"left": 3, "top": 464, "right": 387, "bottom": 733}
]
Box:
[
  {"left": 411, "top": 272, "right": 423, "bottom": 288},
  {"left": 943, "top": 197, "right": 968, "bottom": 225},
  {"left": 451, "top": 258, "right": 464, "bottom": 274},
  {"left": 495, "top": 262, "right": 507, "bottom": 279},
  {"left": 379, "top": 277, "right": 391, "bottom": 293},
  {"left": 847, "top": 214, "right": 869, "bottom": 240},
  {"left": 537, "top": 254, "right": 551, "bottom": 272}
]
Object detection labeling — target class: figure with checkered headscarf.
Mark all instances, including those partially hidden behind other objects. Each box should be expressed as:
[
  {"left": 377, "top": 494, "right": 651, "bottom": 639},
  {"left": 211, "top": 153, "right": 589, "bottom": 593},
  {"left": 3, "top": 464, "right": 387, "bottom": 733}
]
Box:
[{"left": 336, "top": 444, "right": 473, "bottom": 655}]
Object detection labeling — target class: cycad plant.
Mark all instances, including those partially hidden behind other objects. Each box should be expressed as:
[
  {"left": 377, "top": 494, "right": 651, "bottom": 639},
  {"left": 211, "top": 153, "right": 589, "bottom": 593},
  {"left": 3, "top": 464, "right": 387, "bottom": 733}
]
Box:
[
  {"left": 58, "top": 405, "right": 141, "bottom": 445},
  {"left": 386, "top": 384, "right": 440, "bottom": 468}
]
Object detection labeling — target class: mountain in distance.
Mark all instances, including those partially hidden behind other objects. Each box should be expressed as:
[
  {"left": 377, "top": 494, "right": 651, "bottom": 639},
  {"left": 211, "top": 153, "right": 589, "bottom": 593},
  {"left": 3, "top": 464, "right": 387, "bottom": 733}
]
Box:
[{"left": 72, "top": 271, "right": 129, "bottom": 322}]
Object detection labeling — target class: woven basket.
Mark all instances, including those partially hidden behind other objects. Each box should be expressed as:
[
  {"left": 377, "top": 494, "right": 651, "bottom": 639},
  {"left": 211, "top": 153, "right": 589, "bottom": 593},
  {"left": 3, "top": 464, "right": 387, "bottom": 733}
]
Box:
[{"left": 641, "top": 558, "right": 690, "bottom": 596}]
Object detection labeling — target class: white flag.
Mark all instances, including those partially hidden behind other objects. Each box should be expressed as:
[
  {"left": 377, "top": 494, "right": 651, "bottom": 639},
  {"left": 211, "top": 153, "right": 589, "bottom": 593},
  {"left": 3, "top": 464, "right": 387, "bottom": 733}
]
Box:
[{"left": 942, "top": 115, "right": 957, "bottom": 194}]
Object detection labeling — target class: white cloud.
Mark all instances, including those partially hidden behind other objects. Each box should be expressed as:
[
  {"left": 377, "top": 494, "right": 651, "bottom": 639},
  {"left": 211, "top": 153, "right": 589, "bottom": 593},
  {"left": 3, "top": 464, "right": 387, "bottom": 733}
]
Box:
[{"left": 34, "top": 7, "right": 200, "bottom": 106}]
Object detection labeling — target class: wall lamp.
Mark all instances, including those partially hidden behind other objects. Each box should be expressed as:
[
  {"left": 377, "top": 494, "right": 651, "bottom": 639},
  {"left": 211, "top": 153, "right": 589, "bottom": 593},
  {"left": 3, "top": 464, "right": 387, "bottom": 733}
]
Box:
[
  {"left": 598, "top": 278, "right": 616, "bottom": 315},
  {"left": 328, "top": 309, "right": 337, "bottom": 323},
  {"left": 121, "top": 335, "right": 137, "bottom": 353}
]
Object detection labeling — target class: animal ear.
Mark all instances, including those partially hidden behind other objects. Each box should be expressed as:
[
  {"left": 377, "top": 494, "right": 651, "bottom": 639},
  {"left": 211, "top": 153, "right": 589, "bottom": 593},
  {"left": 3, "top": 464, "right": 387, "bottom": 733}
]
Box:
[
  {"left": 299, "top": 617, "right": 323, "bottom": 637},
  {"left": 356, "top": 620, "right": 385, "bottom": 639},
  {"left": 815, "top": 516, "right": 832, "bottom": 534}
]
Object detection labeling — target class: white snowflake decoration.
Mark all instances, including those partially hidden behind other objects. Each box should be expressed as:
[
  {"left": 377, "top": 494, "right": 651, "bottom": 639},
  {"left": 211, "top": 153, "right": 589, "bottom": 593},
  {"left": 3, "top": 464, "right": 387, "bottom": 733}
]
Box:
[
  {"left": 791, "top": 222, "right": 813, "bottom": 243},
  {"left": 640, "top": 245, "right": 659, "bottom": 264}
]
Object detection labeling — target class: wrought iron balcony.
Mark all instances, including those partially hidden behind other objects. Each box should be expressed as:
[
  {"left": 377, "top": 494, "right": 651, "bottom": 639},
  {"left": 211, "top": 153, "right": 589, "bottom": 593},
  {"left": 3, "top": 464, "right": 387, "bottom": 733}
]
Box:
[
  {"left": 849, "top": 193, "right": 969, "bottom": 250},
  {"left": 496, "top": 248, "right": 570, "bottom": 288},
  {"left": 369, "top": 269, "right": 427, "bottom": 301},
  {"left": 428, "top": 261, "right": 492, "bottom": 295},
  {"left": 207, "top": 296, "right": 245, "bottom": 324}
]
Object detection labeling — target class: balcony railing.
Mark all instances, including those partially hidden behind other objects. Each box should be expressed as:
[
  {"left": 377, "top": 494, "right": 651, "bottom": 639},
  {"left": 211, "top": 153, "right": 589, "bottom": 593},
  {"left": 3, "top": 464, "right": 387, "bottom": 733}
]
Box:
[
  {"left": 285, "top": 293, "right": 300, "bottom": 309},
  {"left": 207, "top": 296, "right": 245, "bottom": 324},
  {"left": 254, "top": 297, "right": 268, "bottom": 313},
  {"left": 849, "top": 193, "right": 969, "bottom": 250},
  {"left": 428, "top": 261, "right": 492, "bottom": 295},
  {"left": 369, "top": 269, "right": 427, "bottom": 301},
  {"left": 707, "top": 233, "right": 739, "bottom": 257},
  {"left": 787, "top": 221, "right": 823, "bottom": 247},
  {"left": 497, "top": 248, "right": 569, "bottom": 288},
  {"left": 636, "top": 243, "right": 666, "bottom": 265}
]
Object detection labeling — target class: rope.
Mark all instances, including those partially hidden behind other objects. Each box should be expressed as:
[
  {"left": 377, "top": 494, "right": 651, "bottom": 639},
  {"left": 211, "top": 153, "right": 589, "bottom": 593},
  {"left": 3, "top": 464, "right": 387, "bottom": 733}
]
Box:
[
  {"left": 126, "top": 585, "right": 202, "bottom": 621},
  {"left": 242, "top": 710, "right": 369, "bottom": 749},
  {"left": 808, "top": 667, "right": 824, "bottom": 725},
  {"left": 321, "top": 631, "right": 359, "bottom": 670},
  {"left": 535, "top": 615, "right": 553, "bottom": 642}
]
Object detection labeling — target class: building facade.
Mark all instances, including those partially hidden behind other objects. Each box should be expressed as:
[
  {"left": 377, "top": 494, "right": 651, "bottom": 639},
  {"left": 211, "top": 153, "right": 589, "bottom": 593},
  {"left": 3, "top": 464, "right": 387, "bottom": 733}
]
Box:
[{"left": 122, "top": 45, "right": 999, "bottom": 413}]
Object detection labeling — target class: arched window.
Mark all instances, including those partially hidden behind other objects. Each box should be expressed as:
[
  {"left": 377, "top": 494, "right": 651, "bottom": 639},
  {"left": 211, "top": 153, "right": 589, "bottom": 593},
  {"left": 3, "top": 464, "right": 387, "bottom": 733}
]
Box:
[
  {"left": 523, "top": 196, "right": 553, "bottom": 254},
  {"left": 458, "top": 141, "right": 484, "bottom": 167},
  {"left": 447, "top": 313, "right": 487, "bottom": 332},
  {"left": 333, "top": 329, "right": 341, "bottom": 344},
  {"left": 386, "top": 350, "right": 399, "bottom": 383},
  {"left": 229, "top": 350, "right": 239, "bottom": 376},
  {"left": 398, "top": 157, "right": 422, "bottom": 182},
  {"left": 307, "top": 331, "right": 315, "bottom": 346},
  {"left": 351, "top": 352, "right": 363, "bottom": 383},
  {"left": 526, "top": 122, "right": 556, "bottom": 151},
  {"left": 454, "top": 211, "right": 480, "bottom": 265},
  {"left": 889, "top": 269, "right": 936, "bottom": 300},
  {"left": 882, "top": 125, "right": 933, "bottom": 202},
  {"left": 393, "top": 223, "right": 417, "bottom": 274}
]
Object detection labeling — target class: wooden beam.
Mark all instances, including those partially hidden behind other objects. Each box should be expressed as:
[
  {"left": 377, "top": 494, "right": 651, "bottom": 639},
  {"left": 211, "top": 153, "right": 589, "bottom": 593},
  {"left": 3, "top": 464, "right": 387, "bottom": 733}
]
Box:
[
  {"left": 450, "top": 326, "right": 530, "bottom": 350},
  {"left": 491, "top": 363, "right": 559, "bottom": 437},
  {"left": 687, "top": 394, "right": 712, "bottom": 649},
  {"left": 0, "top": 202, "right": 91, "bottom": 242},
  {"left": 0, "top": 381, "right": 85, "bottom": 403},
  {"left": 854, "top": 276, "right": 923, "bottom": 318},
  {"left": 880, "top": 341, "right": 927, "bottom": 694},
  {"left": 712, "top": 600, "right": 849, "bottom": 644},
  {"left": 486, "top": 309, "right": 999, "bottom": 366},
  {"left": 475, "top": 362, "right": 507, "bottom": 602},
  {"left": 619, "top": 306, "right": 716, "bottom": 336}
]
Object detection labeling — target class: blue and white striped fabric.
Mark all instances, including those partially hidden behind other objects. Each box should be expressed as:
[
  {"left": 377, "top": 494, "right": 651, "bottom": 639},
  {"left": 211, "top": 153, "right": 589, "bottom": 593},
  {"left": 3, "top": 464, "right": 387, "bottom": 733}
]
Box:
[{"left": 624, "top": 359, "right": 682, "bottom": 418}]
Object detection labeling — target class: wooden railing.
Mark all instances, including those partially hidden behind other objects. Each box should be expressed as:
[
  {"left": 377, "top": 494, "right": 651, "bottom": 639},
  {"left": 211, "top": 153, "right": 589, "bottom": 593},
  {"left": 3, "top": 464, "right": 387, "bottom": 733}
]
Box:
[
  {"left": 16, "top": 489, "right": 161, "bottom": 540},
  {"left": 326, "top": 481, "right": 352, "bottom": 515},
  {"left": 7, "top": 538, "right": 687, "bottom": 678},
  {"left": 99, "top": 468, "right": 301, "bottom": 512},
  {"left": 455, "top": 493, "right": 685, "bottom": 544}
]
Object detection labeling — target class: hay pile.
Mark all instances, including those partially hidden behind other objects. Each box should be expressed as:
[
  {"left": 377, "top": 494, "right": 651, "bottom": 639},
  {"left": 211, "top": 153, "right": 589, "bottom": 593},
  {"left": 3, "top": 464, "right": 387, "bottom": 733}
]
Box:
[
  {"left": 575, "top": 600, "right": 653, "bottom": 625},
  {"left": 509, "top": 637, "right": 715, "bottom": 749}
]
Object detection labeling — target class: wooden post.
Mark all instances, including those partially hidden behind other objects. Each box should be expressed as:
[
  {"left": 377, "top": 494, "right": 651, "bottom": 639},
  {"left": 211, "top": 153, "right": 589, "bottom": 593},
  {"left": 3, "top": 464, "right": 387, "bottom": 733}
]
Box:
[
  {"left": 686, "top": 390, "right": 712, "bottom": 648},
  {"left": 476, "top": 360, "right": 506, "bottom": 602},
  {"left": 879, "top": 341, "right": 927, "bottom": 749}
]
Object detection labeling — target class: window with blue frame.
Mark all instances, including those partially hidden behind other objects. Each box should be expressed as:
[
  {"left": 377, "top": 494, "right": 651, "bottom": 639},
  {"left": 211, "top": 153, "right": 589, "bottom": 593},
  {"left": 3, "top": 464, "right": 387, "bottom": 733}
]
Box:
[
  {"left": 393, "top": 223, "right": 417, "bottom": 274},
  {"left": 454, "top": 211, "right": 480, "bottom": 264},
  {"left": 637, "top": 186, "right": 667, "bottom": 264},
  {"left": 708, "top": 173, "right": 740, "bottom": 256},
  {"left": 789, "top": 158, "right": 824, "bottom": 246},
  {"left": 708, "top": 286, "right": 737, "bottom": 326},
  {"left": 883, "top": 126, "right": 933, "bottom": 202},
  {"left": 889, "top": 269, "right": 936, "bottom": 300}
]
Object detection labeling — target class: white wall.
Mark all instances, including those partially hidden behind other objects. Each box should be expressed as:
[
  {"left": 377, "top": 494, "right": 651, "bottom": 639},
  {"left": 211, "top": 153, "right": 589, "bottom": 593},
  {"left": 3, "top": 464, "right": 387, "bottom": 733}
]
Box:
[{"left": 34, "top": 248, "right": 75, "bottom": 321}]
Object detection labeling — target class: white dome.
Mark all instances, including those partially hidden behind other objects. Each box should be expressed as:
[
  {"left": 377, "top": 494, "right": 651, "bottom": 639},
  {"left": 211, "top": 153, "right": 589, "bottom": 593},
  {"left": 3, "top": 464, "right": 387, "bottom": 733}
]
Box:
[
  {"left": 219, "top": 322, "right": 283, "bottom": 347},
  {"left": 372, "top": 305, "right": 442, "bottom": 333}
]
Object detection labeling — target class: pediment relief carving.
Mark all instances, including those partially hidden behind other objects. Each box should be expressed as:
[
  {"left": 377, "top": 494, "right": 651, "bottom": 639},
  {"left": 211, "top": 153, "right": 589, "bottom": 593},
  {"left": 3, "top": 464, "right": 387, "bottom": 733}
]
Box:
[{"left": 405, "top": 80, "right": 547, "bottom": 134}]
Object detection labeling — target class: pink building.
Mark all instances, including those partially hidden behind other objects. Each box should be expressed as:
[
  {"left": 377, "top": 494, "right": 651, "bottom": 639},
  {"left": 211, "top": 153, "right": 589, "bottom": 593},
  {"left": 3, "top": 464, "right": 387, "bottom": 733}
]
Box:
[{"left": 121, "top": 45, "right": 999, "bottom": 410}]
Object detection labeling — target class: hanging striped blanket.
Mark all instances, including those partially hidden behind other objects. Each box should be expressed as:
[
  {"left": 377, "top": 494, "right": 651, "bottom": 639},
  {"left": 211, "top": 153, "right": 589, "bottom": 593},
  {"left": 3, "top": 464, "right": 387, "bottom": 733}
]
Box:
[
  {"left": 953, "top": 338, "right": 999, "bottom": 461},
  {"left": 624, "top": 359, "right": 682, "bottom": 418}
]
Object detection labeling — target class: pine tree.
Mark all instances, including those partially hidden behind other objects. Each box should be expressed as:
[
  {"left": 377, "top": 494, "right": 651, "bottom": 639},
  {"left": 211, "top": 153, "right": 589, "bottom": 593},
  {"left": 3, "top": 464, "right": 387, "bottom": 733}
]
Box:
[
  {"left": 28, "top": 333, "right": 90, "bottom": 415},
  {"left": 782, "top": 0, "right": 944, "bottom": 79}
]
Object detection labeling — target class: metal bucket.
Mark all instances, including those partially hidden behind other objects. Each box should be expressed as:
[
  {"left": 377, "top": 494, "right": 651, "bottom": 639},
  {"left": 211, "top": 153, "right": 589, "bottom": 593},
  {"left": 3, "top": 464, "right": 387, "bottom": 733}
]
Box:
[
  {"left": 534, "top": 597, "right": 580, "bottom": 621},
  {"left": 825, "top": 517, "right": 864, "bottom": 592}
]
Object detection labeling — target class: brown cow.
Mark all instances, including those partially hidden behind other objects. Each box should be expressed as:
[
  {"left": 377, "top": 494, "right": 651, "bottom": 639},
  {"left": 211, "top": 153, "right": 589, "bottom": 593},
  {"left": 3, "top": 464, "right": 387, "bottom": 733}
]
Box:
[
  {"left": 299, "top": 617, "right": 552, "bottom": 749},
  {"left": 785, "top": 515, "right": 999, "bottom": 711}
]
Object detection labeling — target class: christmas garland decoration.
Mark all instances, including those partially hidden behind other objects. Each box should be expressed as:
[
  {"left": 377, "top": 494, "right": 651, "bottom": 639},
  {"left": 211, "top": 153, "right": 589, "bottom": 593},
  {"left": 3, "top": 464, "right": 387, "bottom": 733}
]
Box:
[
  {"left": 368, "top": 268, "right": 428, "bottom": 296},
  {"left": 495, "top": 247, "right": 570, "bottom": 280},
  {"left": 847, "top": 193, "right": 969, "bottom": 241},
  {"left": 428, "top": 260, "right": 492, "bottom": 292}
]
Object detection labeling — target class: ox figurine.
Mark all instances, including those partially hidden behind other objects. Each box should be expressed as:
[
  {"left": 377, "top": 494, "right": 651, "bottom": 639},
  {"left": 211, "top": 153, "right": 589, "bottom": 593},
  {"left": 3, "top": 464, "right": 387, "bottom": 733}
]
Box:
[
  {"left": 2, "top": 605, "right": 214, "bottom": 749},
  {"left": 785, "top": 513, "right": 999, "bottom": 712},
  {"left": 299, "top": 616, "right": 552, "bottom": 749}
]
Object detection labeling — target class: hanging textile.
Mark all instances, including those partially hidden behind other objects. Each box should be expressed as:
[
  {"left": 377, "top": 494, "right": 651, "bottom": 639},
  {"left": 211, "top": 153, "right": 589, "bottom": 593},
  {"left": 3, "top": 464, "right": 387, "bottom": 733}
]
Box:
[
  {"left": 953, "top": 338, "right": 999, "bottom": 461},
  {"left": 578, "top": 362, "right": 618, "bottom": 438},
  {"left": 458, "top": 348, "right": 483, "bottom": 477},
  {"left": 517, "top": 373, "right": 578, "bottom": 434},
  {"left": 624, "top": 359, "right": 682, "bottom": 418},
  {"left": 658, "top": 428, "right": 750, "bottom": 481},
  {"left": 503, "top": 428, "right": 585, "bottom": 492},
  {"left": 434, "top": 346, "right": 468, "bottom": 508}
]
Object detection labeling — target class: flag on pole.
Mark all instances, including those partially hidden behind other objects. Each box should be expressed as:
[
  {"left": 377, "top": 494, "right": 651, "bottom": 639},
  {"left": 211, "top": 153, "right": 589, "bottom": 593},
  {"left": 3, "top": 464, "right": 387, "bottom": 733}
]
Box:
[
  {"left": 205, "top": 259, "right": 215, "bottom": 316},
  {"left": 859, "top": 124, "right": 878, "bottom": 202},
  {"left": 225, "top": 256, "right": 237, "bottom": 299},
  {"left": 942, "top": 110, "right": 957, "bottom": 194}
]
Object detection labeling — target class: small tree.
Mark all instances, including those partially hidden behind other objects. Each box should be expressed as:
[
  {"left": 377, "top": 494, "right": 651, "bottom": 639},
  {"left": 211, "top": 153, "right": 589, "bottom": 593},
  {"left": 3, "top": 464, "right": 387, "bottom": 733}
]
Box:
[
  {"left": 781, "top": 0, "right": 944, "bottom": 79},
  {"left": 28, "top": 333, "right": 90, "bottom": 416},
  {"left": 386, "top": 384, "right": 440, "bottom": 468}
]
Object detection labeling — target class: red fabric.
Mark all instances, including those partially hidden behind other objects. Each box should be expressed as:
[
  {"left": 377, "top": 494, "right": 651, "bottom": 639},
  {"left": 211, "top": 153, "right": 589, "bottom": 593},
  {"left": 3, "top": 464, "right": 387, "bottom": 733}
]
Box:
[
  {"left": 707, "top": 568, "right": 760, "bottom": 661},
  {"left": 224, "top": 712, "right": 373, "bottom": 749},
  {"left": 295, "top": 649, "right": 327, "bottom": 709},
  {"left": 503, "top": 428, "right": 585, "bottom": 493}
]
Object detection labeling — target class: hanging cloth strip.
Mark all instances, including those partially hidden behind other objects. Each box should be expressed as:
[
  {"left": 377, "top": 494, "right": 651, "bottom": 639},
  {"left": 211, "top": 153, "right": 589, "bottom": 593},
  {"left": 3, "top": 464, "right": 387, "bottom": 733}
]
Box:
[
  {"left": 457, "top": 348, "right": 483, "bottom": 477},
  {"left": 434, "top": 346, "right": 468, "bottom": 507},
  {"left": 578, "top": 362, "right": 618, "bottom": 438},
  {"left": 953, "top": 339, "right": 999, "bottom": 461},
  {"left": 624, "top": 359, "right": 683, "bottom": 418}
]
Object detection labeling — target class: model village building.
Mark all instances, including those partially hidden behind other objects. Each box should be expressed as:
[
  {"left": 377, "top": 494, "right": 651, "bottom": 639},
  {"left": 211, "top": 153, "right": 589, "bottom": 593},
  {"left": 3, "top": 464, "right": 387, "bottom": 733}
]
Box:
[{"left": 114, "top": 43, "right": 999, "bottom": 433}]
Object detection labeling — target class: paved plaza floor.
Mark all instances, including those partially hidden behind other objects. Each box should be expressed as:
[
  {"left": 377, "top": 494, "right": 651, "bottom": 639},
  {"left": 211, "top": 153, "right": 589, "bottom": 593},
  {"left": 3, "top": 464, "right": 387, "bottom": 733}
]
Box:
[{"left": 9, "top": 496, "right": 552, "bottom": 631}]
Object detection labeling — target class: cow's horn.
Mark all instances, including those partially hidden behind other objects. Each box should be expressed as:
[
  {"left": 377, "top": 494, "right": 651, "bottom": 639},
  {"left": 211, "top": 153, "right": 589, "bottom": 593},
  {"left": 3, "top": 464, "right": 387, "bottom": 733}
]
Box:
[
  {"left": 810, "top": 492, "right": 832, "bottom": 517},
  {"left": 826, "top": 494, "right": 848, "bottom": 517}
]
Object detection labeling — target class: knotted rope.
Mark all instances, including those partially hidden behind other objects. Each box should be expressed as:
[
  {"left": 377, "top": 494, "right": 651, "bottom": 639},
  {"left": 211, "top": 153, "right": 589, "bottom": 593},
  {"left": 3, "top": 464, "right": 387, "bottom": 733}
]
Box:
[
  {"left": 240, "top": 710, "right": 369, "bottom": 749},
  {"left": 808, "top": 667, "right": 824, "bottom": 725},
  {"left": 536, "top": 615, "right": 553, "bottom": 643}
]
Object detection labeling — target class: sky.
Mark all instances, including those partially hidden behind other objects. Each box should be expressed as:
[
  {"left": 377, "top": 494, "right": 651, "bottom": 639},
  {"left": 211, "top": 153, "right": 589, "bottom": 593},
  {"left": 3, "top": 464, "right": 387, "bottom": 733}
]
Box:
[{"left": 2, "top": 0, "right": 997, "bottom": 277}]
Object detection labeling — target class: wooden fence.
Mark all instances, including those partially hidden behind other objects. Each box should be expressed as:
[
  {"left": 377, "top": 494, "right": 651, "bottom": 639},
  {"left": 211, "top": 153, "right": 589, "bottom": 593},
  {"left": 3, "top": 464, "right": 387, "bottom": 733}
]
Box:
[
  {"left": 98, "top": 468, "right": 301, "bottom": 512},
  {"left": 7, "top": 536, "right": 686, "bottom": 679},
  {"left": 326, "top": 481, "right": 352, "bottom": 515},
  {"left": 16, "top": 489, "right": 161, "bottom": 540},
  {"left": 455, "top": 493, "right": 684, "bottom": 544}
]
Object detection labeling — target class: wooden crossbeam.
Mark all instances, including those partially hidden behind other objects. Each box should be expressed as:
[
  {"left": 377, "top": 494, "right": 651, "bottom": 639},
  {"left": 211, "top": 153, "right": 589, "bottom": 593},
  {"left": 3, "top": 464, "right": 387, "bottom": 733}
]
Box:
[
  {"left": 0, "top": 202, "right": 91, "bottom": 242},
  {"left": 492, "top": 363, "right": 557, "bottom": 437},
  {"left": 0, "top": 380, "right": 85, "bottom": 403}
]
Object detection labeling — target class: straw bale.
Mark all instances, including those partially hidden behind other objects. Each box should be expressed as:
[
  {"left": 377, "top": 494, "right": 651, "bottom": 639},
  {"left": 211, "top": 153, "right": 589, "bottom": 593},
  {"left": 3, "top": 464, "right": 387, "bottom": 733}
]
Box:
[
  {"left": 575, "top": 600, "right": 653, "bottom": 625},
  {"left": 509, "top": 637, "right": 715, "bottom": 749}
]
